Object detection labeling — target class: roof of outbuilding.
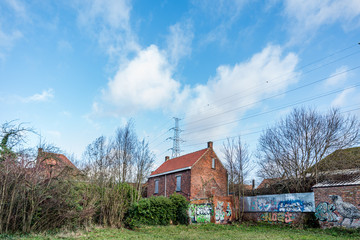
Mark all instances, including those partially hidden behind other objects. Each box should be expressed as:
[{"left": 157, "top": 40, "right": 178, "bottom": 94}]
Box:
[
  {"left": 308, "top": 147, "right": 360, "bottom": 173},
  {"left": 257, "top": 178, "right": 281, "bottom": 189},
  {"left": 312, "top": 168, "right": 360, "bottom": 188},
  {"left": 150, "top": 148, "right": 208, "bottom": 176}
]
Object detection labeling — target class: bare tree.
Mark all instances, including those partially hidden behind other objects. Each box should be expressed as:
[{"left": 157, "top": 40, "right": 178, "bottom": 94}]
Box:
[
  {"left": 83, "top": 136, "right": 112, "bottom": 186},
  {"left": 113, "top": 120, "right": 137, "bottom": 183},
  {"left": 257, "top": 107, "right": 360, "bottom": 192},
  {"left": 134, "top": 139, "right": 154, "bottom": 200},
  {"left": 0, "top": 121, "right": 32, "bottom": 161},
  {"left": 222, "top": 136, "right": 250, "bottom": 221},
  {"left": 222, "top": 138, "right": 236, "bottom": 194}
]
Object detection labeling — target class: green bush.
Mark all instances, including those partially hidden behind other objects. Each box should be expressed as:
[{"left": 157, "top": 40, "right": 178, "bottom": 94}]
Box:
[
  {"left": 125, "top": 193, "right": 189, "bottom": 228},
  {"left": 169, "top": 193, "right": 189, "bottom": 225}
]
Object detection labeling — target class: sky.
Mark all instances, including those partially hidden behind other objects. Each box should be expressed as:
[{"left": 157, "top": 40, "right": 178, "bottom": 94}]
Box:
[{"left": 1, "top": 0, "right": 360, "bottom": 182}]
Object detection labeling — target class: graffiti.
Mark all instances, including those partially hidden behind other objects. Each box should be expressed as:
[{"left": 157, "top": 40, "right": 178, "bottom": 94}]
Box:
[
  {"left": 329, "top": 195, "right": 360, "bottom": 227},
  {"left": 226, "top": 202, "right": 232, "bottom": 217},
  {"left": 257, "top": 198, "right": 278, "bottom": 212},
  {"left": 215, "top": 201, "right": 225, "bottom": 223},
  {"left": 242, "top": 192, "right": 315, "bottom": 212},
  {"left": 315, "top": 202, "right": 338, "bottom": 222},
  {"left": 278, "top": 200, "right": 304, "bottom": 212},
  {"left": 189, "top": 203, "right": 212, "bottom": 223},
  {"left": 260, "top": 212, "right": 295, "bottom": 224}
]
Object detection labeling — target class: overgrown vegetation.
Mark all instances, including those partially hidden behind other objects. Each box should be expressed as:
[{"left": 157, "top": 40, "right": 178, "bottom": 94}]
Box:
[
  {"left": 0, "top": 120, "right": 154, "bottom": 234},
  {"left": 125, "top": 193, "right": 189, "bottom": 228}
]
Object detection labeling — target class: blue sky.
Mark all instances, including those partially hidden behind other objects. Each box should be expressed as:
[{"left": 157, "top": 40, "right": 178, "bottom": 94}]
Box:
[{"left": 1, "top": 0, "right": 360, "bottom": 181}]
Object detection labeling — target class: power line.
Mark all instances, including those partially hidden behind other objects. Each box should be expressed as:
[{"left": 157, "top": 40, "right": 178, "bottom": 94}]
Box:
[
  {"left": 182, "top": 44, "right": 360, "bottom": 119},
  {"left": 181, "top": 104, "right": 360, "bottom": 149},
  {"left": 187, "top": 65, "right": 359, "bottom": 129},
  {"left": 183, "top": 64, "right": 360, "bottom": 131},
  {"left": 182, "top": 83, "right": 360, "bottom": 136}
]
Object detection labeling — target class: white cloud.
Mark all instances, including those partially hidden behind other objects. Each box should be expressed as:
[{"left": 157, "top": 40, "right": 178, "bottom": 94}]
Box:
[
  {"left": 166, "top": 21, "right": 194, "bottom": 65},
  {"left": 182, "top": 45, "right": 299, "bottom": 143},
  {"left": 75, "top": 0, "right": 139, "bottom": 62},
  {"left": 331, "top": 88, "right": 355, "bottom": 107},
  {"left": 103, "top": 45, "right": 181, "bottom": 113},
  {"left": 0, "top": 24, "right": 22, "bottom": 61},
  {"left": 284, "top": 0, "right": 360, "bottom": 42},
  {"left": 5, "top": 0, "right": 26, "bottom": 19},
  {"left": 324, "top": 66, "right": 349, "bottom": 87},
  {"left": 77, "top": 0, "right": 131, "bottom": 29},
  {"left": 24, "top": 89, "right": 54, "bottom": 102},
  {"left": 192, "top": 0, "right": 248, "bottom": 45}
]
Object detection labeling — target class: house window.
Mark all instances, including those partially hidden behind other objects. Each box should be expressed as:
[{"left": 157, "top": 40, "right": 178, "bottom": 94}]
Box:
[
  {"left": 212, "top": 158, "right": 216, "bottom": 169},
  {"left": 176, "top": 175, "right": 181, "bottom": 192},
  {"left": 155, "top": 180, "right": 159, "bottom": 194}
]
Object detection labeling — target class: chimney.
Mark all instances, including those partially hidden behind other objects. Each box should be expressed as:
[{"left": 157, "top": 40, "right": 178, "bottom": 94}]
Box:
[
  {"left": 38, "top": 148, "right": 43, "bottom": 155},
  {"left": 252, "top": 179, "right": 255, "bottom": 190},
  {"left": 165, "top": 156, "right": 170, "bottom": 162},
  {"left": 207, "top": 141, "right": 213, "bottom": 149}
]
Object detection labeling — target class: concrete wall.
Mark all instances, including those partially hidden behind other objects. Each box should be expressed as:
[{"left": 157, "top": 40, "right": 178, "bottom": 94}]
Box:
[
  {"left": 190, "top": 148, "right": 228, "bottom": 200},
  {"left": 314, "top": 185, "right": 360, "bottom": 228},
  {"left": 147, "top": 170, "right": 191, "bottom": 200}
]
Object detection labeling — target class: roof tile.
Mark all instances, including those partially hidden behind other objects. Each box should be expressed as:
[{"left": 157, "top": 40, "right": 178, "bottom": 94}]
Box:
[{"left": 151, "top": 148, "right": 208, "bottom": 176}]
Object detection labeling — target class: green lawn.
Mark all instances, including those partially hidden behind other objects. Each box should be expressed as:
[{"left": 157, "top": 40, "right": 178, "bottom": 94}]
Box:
[{"left": 3, "top": 223, "right": 360, "bottom": 240}]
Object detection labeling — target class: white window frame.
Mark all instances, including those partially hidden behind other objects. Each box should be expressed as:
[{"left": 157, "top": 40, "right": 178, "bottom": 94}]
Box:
[
  {"left": 176, "top": 175, "right": 181, "bottom": 192},
  {"left": 154, "top": 179, "right": 159, "bottom": 194},
  {"left": 212, "top": 158, "right": 216, "bottom": 169}
]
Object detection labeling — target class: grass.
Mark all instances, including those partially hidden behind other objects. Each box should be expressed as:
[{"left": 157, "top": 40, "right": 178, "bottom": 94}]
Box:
[{"left": 3, "top": 223, "right": 360, "bottom": 240}]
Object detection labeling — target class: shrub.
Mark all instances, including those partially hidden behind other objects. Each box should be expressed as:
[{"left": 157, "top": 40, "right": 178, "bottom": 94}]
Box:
[
  {"left": 94, "top": 183, "right": 137, "bottom": 227},
  {"left": 126, "top": 196, "right": 175, "bottom": 228},
  {"left": 169, "top": 193, "right": 189, "bottom": 225},
  {"left": 125, "top": 193, "right": 189, "bottom": 228}
]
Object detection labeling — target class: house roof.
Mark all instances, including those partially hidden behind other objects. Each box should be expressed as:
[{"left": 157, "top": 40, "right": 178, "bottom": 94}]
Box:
[
  {"left": 37, "top": 149, "right": 78, "bottom": 171},
  {"left": 308, "top": 147, "right": 360, "bottom": 172},
  {"left": 312, "top": 169, "right": 360, "bottom": 188},
  {"left": 257, "top": 178, "right": 281, "bottom": 189},
  {"left": 150, "top": 148, "right": 208, "bottom": 177}
]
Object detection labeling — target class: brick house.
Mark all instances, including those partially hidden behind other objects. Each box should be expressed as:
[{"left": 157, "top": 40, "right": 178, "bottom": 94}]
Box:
[
  {"left": 147, "top": 142, "right": 228, "bottom": 200},
  {"left": 36, "top": 148, "right": 80, "bottom": 178}
]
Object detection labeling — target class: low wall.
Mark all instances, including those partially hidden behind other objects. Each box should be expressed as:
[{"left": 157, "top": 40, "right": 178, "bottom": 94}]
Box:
[
  {"left": 240, "top": 192, "right": 315, "bottom": 226},
  {"left": 189, "top": 196, "right": 234, "bottom": 224}
]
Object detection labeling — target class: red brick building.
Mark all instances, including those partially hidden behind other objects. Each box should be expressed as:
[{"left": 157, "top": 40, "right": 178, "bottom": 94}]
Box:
[
  {"left": 36, "top": 148, "right": 80, "bottom": 178},
  {"left": 147, "top": 142, "right": 228, "bottom": 200}
]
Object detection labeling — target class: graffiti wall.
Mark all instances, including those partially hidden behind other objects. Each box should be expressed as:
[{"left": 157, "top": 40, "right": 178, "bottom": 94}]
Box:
[
  {"left": 314, "top": 185, "right": 360, "bottom": 228},
  {"left": 189, "top": 196, "right": 234, "bottom": 224},
  {"left": 215, "top": 201, "right": 232, "bottom": 223},
  {"left": 242, "top": 192, "right": 315, "bottom": 212},
  {"left": 189, "top": 203, "right": 212, "bottom": 223}
]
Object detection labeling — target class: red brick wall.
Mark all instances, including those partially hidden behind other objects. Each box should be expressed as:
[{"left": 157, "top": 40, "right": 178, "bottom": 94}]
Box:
[
  {"left": 147, "top": 169, "right": 191, "bottom": 200},
  {"left": 190, "top": 148, "right": 228, "bottom": 200},
  {"left": 313, "top": 185, "right": 360, "bottom": 228}
]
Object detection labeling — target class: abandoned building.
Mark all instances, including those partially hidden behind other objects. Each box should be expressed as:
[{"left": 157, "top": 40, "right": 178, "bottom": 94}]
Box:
[
  {"left": 36, "top": 148, "right": 80, "bottom": 178},
  {"left": 147, "top": 141, "right": 228, "bottom": 201}
]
